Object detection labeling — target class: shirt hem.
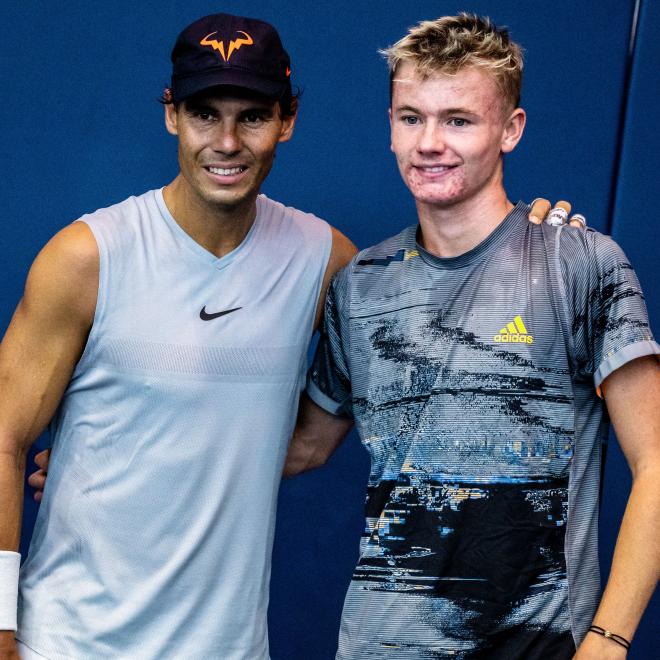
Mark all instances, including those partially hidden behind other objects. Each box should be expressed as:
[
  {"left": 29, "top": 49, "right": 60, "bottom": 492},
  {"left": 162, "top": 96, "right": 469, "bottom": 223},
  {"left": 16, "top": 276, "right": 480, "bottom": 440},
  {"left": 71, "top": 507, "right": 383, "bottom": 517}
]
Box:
[
  {"left": 594, "top": 339, "right": 660, "bottom": 396},
  {"left": 305, "top": 377, "right": 350, "bottom": 417}
]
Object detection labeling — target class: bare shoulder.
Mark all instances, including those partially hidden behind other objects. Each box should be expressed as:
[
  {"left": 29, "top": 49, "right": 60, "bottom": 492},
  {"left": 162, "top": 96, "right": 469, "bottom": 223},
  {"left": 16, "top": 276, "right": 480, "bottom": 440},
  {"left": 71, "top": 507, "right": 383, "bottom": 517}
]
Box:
[
  {"left": 23, "top": 221, "right": 99, "bottom": 327},
  {"left": 312, "top": 226, "right": 357, "bottom": 331},
  {"left": 327, "top": 226, "right": 358, "bottom": 277},
  {"left": 37, "top": 221, "right": 99, "bottom": 275}
]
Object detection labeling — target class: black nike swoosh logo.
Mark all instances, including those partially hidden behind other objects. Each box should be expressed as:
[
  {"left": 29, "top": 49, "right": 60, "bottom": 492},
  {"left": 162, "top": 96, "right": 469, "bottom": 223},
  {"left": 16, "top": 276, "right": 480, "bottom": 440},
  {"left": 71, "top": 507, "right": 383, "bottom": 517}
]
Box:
[{"left": 199, "top": 306, "right": 242, "bottom": 321}]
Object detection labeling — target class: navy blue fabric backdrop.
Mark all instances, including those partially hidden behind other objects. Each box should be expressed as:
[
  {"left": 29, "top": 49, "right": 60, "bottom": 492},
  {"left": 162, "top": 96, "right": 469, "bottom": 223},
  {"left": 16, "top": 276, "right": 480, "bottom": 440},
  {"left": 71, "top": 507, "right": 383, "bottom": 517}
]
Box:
[{"left": 3, "top": 1, "right": 656, "bottom": 657}]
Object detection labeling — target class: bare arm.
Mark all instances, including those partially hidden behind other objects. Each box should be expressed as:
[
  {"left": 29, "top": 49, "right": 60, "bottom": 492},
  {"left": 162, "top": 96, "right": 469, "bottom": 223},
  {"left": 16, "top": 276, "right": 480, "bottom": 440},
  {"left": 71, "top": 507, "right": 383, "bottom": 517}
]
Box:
[
  {"left": 283, "top": 393, "right": 353, "bottom": 477},
  {"left": 313, "top": 227, "right": 357, "bottom": 331},
  {"left": 574, "top": 355, "right": 660, "bottom": 659},
  {"left": 0, "top": 222, "right": 97, "bottom": 650},
  {"left": 282, "top": 226, "right": 357, "bottom": 478}
]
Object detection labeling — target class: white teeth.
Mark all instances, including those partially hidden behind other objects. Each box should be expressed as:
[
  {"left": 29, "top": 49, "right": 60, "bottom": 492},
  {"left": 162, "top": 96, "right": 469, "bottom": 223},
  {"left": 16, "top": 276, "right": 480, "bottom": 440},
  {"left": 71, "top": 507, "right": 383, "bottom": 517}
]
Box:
[
  {"left": 421, "top": 166, "right": 452, "bottom": 173},
  {"left": 208, "top": 166, "right": 245, "bottom": 175}
]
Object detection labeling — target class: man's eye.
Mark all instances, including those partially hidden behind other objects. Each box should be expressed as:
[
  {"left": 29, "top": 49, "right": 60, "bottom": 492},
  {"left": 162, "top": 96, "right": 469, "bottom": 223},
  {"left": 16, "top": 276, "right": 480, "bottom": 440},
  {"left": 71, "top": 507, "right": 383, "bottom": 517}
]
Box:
[
  {"left": 402, "top": 116, "right": 419, "bottom": 125},
  {"left": 192, "top": 111, "right": 215, "bottom": 121},
  {"left": 449, "top": 118, "right": 467, "bottom": 127},
  {"left": 243, "top": 113, "right": 266, "bottom": 124}
]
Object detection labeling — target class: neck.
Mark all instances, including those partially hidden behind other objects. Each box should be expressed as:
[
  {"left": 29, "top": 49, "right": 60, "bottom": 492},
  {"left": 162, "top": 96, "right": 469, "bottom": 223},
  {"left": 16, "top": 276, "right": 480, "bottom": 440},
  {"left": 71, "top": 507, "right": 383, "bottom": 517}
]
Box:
[
  {"left": 417, "top": 184, "right": 514, "bottom": 259},
  {"left": 162, "top": 175, "right": 258, "bottom": 258}
]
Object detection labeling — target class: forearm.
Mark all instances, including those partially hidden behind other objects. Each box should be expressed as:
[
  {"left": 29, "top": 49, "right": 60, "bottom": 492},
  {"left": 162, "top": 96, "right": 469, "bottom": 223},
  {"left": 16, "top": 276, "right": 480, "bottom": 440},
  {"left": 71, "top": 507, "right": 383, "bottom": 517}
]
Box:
[
  {"left": 283, "top": 393, "right": 353, "bottom": 477},
  {"left": 575, "top": 465, "right": 659, "bottom": 658},
  {"left": 284, "top": 429, "right": 321, "bottom": 476},
  {"left": 592, "top": 467, "right": 659, "bottom": 638},
  {"left": 0, "top": 447, "right": 27, "bottom": 645},
  {"left": 0, "top": 448, "right": 27, "bottom": 551}
]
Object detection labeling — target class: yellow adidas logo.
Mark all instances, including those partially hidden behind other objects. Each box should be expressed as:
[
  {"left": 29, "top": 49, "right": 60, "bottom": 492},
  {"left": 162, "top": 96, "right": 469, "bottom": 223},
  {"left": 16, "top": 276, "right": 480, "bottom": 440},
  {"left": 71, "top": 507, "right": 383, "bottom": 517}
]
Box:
[{"left": 493, "top": 315, "right": 534, "bottom": 344}]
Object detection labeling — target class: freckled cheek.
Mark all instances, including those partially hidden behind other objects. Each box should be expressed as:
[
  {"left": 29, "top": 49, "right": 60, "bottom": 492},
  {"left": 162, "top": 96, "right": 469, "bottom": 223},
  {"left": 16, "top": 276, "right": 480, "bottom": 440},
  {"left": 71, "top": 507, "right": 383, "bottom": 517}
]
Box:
[{"left": 406, "top": 168, "right": 467, "bottom": 202}]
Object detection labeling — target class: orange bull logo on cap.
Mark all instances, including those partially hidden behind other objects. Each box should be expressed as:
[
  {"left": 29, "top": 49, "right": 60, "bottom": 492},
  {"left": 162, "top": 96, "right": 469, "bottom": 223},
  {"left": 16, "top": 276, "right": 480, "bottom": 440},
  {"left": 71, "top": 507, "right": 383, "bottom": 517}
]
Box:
[{"left": 200, "top": 30, "right": 254, "bottom": 62}]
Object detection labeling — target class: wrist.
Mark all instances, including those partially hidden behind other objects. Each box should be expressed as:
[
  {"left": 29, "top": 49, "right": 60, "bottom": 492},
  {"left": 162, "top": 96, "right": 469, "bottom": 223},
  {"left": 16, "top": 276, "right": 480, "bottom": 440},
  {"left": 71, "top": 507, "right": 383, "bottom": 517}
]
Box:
[
  {"left": 578, "top": 632, "right": 627, "bottom": 659},
  {"left": 0, "top": 551, "right": 20, "bottom": 632},
  {"left": 0, "top": 629, "right": 17, "bottom": 646},
  {"left": 579, "top": 625, "right": 629, "bottom": 659},
  {"left": 588, "top": 624, "right": 631, "bottom": 652}
]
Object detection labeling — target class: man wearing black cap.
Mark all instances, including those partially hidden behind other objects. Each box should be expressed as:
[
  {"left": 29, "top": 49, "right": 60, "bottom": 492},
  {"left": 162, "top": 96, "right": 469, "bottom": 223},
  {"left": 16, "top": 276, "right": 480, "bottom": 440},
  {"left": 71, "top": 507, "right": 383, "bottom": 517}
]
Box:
[{"left": 0, "top": 12, "right": 356, "bottom": 660}]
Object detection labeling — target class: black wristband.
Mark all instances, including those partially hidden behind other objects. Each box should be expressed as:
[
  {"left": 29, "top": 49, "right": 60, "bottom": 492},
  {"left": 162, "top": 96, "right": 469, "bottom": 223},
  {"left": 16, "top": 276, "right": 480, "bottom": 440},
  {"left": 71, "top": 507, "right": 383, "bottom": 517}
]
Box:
[{"left": 588, "top": 625, "right": 631, "bottom": 651}]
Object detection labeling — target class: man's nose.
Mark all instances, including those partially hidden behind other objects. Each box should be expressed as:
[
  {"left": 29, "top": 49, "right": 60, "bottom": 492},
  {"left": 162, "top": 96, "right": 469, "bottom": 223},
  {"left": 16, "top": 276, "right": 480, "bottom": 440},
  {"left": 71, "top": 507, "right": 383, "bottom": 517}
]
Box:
[
  {"left": 212, "top": 122, "right": 241, "bottom": 154},
  {"left": 417, "top": 122, "right": 445, "bottom": 154}
]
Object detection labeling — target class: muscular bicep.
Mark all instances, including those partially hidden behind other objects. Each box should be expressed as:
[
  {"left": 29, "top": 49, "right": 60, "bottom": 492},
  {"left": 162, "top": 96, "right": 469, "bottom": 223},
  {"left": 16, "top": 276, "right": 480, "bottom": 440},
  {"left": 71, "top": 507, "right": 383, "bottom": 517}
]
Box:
[
  {"left": 601, "top": 355, "right": 660, "bottom": 475},
  {"left": 313, "top": 227, "right": 357, "bottom": 331},
  {"left": 0, "top": 222, "right": 98, "bottom": 452}
]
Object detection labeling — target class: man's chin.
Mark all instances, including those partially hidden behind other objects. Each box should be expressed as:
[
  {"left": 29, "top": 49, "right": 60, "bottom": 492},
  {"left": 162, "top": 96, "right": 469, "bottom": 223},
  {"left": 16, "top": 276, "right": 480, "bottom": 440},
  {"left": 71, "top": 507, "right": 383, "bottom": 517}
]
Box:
[{"left": 410, "top": 190, "right": 466, "bottom": 209}]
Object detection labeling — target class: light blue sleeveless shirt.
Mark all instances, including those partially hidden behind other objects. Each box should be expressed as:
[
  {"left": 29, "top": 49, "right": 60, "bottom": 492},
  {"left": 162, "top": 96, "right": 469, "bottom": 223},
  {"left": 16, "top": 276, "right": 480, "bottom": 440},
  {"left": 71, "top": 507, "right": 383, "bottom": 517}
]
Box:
[{"left": 18, "top": 189, "right": 332, "bottom": 659}]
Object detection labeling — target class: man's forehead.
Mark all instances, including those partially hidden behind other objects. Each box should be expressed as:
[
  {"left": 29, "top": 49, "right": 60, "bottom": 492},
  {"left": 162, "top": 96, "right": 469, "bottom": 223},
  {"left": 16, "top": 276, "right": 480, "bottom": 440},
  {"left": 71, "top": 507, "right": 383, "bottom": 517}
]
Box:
[
  {"left": 391, "top": 64, "right": 502, "bottom": 105},
  {"left": 183, "top": 86, "right": 278, "bottom": 108},
  {"left": 393, "top": 63, "right": 493, "bottom": 87}
]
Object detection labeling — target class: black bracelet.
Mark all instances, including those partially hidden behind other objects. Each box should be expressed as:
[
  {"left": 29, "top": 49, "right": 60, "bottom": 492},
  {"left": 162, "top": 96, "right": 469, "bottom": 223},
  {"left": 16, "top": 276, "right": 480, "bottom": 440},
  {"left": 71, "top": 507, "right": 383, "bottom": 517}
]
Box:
[{"left": 588, "top": 625, "right": 631, "bottom": 651}]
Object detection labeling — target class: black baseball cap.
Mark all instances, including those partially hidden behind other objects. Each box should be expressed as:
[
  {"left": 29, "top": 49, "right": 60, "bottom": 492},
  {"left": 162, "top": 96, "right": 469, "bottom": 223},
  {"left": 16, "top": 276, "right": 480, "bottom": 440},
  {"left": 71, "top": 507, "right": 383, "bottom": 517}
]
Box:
[{"left": 169, "top": 13, "right": 292, "bottom": 104}]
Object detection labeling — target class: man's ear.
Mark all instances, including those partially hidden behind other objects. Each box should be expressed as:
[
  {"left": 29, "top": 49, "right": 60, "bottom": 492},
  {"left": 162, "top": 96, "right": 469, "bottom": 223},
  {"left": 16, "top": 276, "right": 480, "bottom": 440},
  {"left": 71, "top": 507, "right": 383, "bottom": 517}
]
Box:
[
  {"left": 278, "top": 110, "right": 297, "bottom": 144},
  {"left": 501, "top": 107, "right": 526, "bottom": 154},
  {"left": 164, "top": 103, "right": 179, "bottom": 136},
  {"left": 389, "top": 107, "right": 394, "bottom": 152}
]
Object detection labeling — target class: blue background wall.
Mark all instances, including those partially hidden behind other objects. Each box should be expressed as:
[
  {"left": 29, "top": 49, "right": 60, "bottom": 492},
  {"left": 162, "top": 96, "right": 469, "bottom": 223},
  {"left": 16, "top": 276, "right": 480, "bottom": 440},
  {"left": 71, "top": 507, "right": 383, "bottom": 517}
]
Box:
[{"left": 3, "top": 1, "right": 657, "bottom": 657}]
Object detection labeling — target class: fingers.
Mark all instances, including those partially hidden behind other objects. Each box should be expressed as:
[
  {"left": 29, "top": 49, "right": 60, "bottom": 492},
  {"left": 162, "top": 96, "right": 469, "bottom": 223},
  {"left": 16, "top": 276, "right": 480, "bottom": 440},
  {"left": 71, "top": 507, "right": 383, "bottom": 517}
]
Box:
[
  {"left": 529, "top": 199, "right": 587, "bottom": 230},
  {"left": 34, "top": 448, "right": 51, "bottom": 471},
  {"left": 568, "top": 213, "right": 587, "bottom": 229},
  {"left": 528, "top": 198, "right": 551, "bottom": 225},
  {"left": 27, "top": 468, "right": 46, "bottom": 490},
  {"left": 29, "top": 449, "right": 51, "bottom": 503},
  {"left": 27, "top": 469, "right": 46, "bottom": 502},
  {"left": 545, "top": 200, "right": 571, "bottom": 226}
]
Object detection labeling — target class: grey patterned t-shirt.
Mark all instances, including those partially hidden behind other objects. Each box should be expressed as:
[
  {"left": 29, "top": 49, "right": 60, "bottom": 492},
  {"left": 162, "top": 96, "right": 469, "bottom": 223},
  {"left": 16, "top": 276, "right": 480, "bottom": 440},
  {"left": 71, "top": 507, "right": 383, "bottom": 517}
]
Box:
[{"left": 307, "top": 202, "right": 659, "bottom": 660}]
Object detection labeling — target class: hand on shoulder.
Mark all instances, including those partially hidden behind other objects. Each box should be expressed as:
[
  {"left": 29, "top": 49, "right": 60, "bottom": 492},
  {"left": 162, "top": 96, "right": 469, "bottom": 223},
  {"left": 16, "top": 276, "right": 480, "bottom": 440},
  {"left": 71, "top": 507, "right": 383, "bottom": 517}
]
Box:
[{"left": 528, "top": 199, "right": 587, "bottom": 228}]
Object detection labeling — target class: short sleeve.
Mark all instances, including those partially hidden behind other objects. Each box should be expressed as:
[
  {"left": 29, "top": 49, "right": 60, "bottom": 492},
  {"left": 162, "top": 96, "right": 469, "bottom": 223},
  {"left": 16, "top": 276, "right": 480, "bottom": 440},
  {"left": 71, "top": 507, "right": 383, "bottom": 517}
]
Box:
[
  {"left": 562, "top": 230, "right": 660, "bottom": 393},
  {"left": 306, "top": 266, "right": 353, "bottom": 418}
]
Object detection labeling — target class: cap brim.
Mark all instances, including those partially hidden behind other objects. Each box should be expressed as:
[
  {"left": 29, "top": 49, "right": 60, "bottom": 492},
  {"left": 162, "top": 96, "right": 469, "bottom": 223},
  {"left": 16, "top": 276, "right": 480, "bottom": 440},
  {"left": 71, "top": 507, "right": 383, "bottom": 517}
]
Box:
[{"left": 172, "top": 68, "right": 288, "bottom": 103}]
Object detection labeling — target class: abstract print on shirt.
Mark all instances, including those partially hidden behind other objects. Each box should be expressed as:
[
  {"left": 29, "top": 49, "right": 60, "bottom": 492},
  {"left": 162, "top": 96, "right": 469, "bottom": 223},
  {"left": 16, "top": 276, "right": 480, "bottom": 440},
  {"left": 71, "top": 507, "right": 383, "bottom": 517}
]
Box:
[{"left": 308, "top": 203, "right": 659, "bottom": 659}]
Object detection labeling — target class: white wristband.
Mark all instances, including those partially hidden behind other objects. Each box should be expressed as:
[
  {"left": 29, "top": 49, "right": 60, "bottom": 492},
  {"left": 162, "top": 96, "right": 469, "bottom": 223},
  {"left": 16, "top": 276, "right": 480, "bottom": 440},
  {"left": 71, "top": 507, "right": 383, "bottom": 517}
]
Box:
[{"left": 0, "top": 551, "right": 20, "bottom": 631}]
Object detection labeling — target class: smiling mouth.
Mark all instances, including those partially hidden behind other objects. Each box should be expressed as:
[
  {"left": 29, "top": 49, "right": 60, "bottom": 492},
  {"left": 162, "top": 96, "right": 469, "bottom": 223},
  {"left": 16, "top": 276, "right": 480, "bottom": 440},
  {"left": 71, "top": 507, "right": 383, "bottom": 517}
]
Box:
[
  {"left": 206, "top": 166, "right": 247, "bottom": 176},
  {"left": 415, "top": 164, "right": 458, "bottom": 173}
]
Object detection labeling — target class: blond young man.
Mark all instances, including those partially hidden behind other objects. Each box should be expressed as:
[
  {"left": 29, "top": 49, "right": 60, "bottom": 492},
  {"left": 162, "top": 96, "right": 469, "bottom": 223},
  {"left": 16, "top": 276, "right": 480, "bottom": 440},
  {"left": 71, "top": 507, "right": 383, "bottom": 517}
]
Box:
[{"left": 287, "top": 14, "right": 660, "bottom": 660}]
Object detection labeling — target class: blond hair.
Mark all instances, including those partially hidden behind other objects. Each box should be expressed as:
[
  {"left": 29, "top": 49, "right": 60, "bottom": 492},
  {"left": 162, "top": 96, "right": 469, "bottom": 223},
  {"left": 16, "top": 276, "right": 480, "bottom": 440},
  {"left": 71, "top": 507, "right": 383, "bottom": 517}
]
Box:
[{"left": 382, "top": 13, "right": 523, "bottom": 111}]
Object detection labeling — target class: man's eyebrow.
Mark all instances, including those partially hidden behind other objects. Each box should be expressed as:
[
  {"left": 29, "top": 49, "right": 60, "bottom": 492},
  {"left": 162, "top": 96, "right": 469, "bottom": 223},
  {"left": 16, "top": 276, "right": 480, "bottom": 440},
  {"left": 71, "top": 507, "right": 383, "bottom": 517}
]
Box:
[
  {"left": 184, "top": 101, "right": 215, "bottom": 112},
  {"left": 439, "top": 107, "right": 478, "bottom": 116},
  {"left": 392, "top": 104, "right": 421, "bottom": 114},
  {"left": 240, "top": 105, "right": 275, "bottom": 114},
  {"left": 392, "top": 105, "right": 477, "bottom": 116}
]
